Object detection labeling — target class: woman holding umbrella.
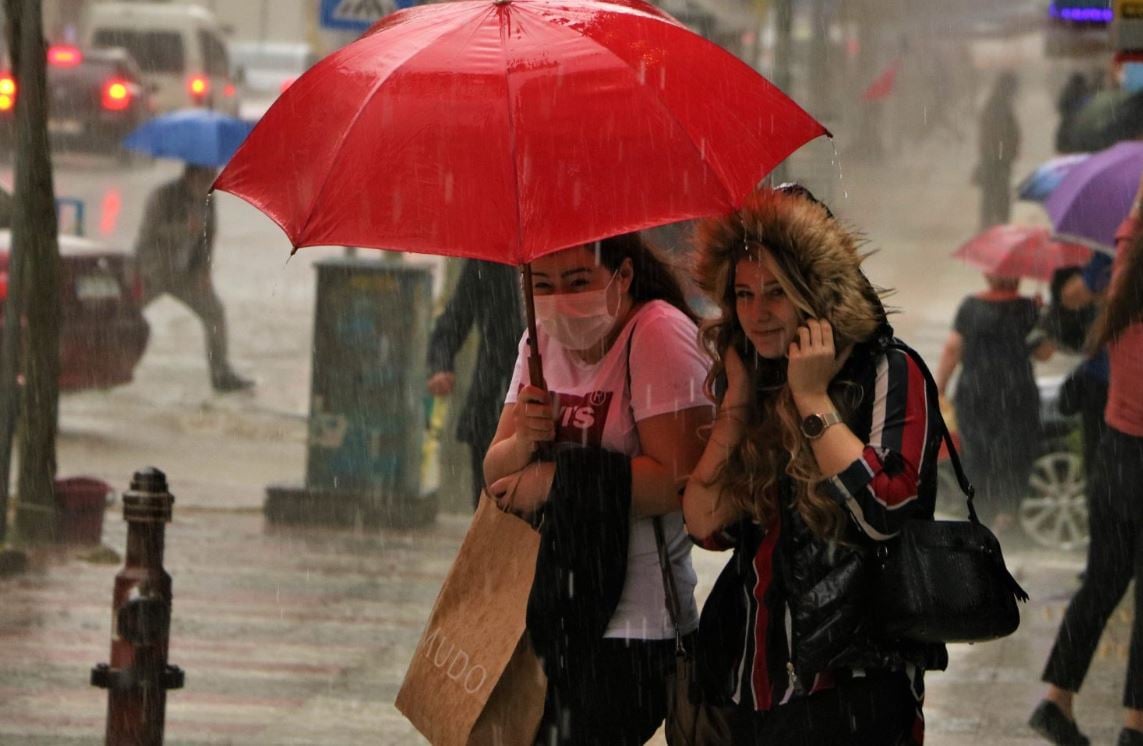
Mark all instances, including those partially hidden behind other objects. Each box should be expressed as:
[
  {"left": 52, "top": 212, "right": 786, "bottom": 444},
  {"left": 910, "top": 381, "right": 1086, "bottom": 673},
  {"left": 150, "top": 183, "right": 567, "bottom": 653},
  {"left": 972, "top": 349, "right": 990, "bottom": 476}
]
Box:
[
  {"left": 682, "top": 186, "right": 947, "bottom": 744},
  {"left": 483, "top": 233, "right": 712, "bottom": 744}
]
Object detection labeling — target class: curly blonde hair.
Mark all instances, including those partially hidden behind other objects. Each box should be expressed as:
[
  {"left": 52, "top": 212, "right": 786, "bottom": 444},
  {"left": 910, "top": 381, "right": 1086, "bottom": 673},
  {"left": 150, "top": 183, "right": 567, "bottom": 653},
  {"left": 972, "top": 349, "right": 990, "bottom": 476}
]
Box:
[{"left": 693, "top": 189, "right": 888, "bottom": 538}]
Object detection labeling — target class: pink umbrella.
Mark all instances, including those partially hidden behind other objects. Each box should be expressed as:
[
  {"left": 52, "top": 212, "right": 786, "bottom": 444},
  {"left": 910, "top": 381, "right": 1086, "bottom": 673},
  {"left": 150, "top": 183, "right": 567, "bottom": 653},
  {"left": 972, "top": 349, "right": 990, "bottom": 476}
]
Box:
[{"left": 952, "top": 225, "right": 1092, "bottom": 281}]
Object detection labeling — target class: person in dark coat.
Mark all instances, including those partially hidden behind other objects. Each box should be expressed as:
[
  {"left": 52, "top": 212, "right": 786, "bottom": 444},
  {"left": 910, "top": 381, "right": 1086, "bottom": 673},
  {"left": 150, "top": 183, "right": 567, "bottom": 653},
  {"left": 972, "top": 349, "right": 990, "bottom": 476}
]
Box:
[
  {"left": 426, "top": 259, "right": 523, "bottom": 506},
  {"left": 134, "top": 164, "right": 252, "bottom": 393},
  {"left": 684, "top": 187, "right": 947, "bottom": 745},
  {"left": 975, "top": 72, "right": 1021, "bottom": 230}
]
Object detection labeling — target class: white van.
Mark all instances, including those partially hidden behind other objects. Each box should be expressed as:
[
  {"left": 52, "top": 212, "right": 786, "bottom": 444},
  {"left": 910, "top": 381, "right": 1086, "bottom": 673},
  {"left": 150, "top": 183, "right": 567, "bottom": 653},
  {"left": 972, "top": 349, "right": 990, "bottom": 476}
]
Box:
[{"left": 82, "top": 3, "right": 239, "bottom": 116}]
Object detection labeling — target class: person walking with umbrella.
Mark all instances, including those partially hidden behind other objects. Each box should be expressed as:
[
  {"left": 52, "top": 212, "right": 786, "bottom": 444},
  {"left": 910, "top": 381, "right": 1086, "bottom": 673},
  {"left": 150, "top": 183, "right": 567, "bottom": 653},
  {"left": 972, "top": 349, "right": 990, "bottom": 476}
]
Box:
[
  {"left": 1030, "top": 176, "right": 1143, "bottom": 746},
  {"left": 482, "top": 233, "right": 712, "bottom": 744},
  {"left": 125, "top": 109, "right": 256, "bottom": 393},
  {"left": 134, "top": 163, "right": 253, "bottom": 393},
  {"left": 975, "top": 72, "right": 1021, "bottom": 230},
  {"left": 934, "top": 270, "right": 1054, "bottom": 531}
]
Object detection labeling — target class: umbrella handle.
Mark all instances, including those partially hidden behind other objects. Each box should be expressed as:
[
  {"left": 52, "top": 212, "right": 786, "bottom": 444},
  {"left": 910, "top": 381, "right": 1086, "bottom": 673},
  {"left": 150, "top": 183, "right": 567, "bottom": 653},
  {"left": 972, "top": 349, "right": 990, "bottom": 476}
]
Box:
[{"left": 522, "top": 264, "right": 546, "bottom": 390}]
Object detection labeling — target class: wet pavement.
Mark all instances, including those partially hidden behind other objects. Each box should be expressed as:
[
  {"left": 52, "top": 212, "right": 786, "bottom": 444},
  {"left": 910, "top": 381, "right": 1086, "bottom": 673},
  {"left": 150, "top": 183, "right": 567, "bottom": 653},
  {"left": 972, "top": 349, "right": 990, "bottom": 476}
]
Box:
[{"left": 0, "top": 490, "right": 1130, "bottom": 745}]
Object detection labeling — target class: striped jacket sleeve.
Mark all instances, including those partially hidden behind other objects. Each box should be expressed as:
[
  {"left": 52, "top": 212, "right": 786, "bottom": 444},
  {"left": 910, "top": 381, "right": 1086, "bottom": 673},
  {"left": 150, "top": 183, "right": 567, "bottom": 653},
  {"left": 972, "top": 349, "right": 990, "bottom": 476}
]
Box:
[{"left": 820, "top": 348, "right": 936, "bottom": 540}]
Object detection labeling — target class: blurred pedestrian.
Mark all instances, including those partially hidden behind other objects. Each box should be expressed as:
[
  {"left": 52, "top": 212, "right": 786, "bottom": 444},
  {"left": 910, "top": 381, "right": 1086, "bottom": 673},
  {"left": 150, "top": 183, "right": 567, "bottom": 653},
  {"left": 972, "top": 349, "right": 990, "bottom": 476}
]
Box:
[
  {"left": 974, "top": 72, "right": 1021, "bottom": 230},
  {"left": 134, "top": 164, "right": 252, "bottom": 393},
  {"left": 1056, "top": 71, "right": 1093, "bottom": 154},
  {"left": 425, "top": 259, "right": 523, "bottom": 508},
  {"left": 1048, "top": 263, "right": 1109, "bottom": 485},
  {"left": 683, "top": 186, "right": 947, "bottom": 745},
  {"left": 1030, "top": 177, "right": 1143, "bottom": 746},
  {"left": 483, "top": 233, "right": 711, "bottom": 744},
  {"left": 935, "top": 273, "right": 1054, "bottom": 530}
]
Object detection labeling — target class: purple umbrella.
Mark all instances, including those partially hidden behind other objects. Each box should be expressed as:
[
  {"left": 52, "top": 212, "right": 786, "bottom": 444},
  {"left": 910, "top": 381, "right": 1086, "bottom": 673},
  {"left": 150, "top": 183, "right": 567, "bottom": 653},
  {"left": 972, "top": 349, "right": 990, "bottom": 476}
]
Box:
[{"left": 1045, "top": 140, "right": 1143, "bottom": 254}]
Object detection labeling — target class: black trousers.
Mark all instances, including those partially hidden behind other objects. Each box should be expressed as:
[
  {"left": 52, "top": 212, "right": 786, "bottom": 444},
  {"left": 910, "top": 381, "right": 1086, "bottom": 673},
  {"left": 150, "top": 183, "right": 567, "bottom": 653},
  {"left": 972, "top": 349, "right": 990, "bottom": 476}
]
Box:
[
  {"left": 534, "top": 637, "right": 675, "bottom": 746},
  {"left": 1078, "top": 376, "right": 1109, "bottom": 483},
  {"left": 1043, "top": 427, "right": 1143, "bottom": 708},
  {"left": 752, "top": 671, "right": 918, "bottom": 745}
]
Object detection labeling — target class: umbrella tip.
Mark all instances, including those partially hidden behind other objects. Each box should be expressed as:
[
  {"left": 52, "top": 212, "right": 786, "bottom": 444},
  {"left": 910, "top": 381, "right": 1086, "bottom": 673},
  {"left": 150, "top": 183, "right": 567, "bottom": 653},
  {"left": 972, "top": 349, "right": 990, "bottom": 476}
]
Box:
[{"left": 493, "top": 0, "right": 512, "bottom": 6}]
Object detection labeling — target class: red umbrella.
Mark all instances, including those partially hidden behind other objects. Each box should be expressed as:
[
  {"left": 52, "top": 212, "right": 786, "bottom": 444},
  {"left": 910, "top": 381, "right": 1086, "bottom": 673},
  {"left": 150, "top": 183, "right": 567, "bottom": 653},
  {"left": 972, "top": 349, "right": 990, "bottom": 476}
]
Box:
[
  {"left": 215, "top": 0, "right": 827, "bottom": 384},
  {"left": 952, "top": 225, "right": 1092, "bottom": 282}
]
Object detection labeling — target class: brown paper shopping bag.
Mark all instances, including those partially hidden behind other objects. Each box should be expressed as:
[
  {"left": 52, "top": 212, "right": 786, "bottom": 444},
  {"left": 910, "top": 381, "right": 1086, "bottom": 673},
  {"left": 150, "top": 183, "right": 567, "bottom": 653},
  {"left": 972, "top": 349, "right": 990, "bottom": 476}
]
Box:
[{"left": 397, "top": 494, "right": 546, "bottom": 745}]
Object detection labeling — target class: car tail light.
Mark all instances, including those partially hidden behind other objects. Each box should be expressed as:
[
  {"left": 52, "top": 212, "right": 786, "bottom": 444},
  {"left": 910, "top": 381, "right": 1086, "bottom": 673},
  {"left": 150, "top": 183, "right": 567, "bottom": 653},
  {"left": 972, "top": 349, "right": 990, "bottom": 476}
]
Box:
[
  {"left": 102, "top": 79, "right": 132, "bottom": 111},
  {"left": 0, "top": 272, "right": 8, "bottom": 303},
  {"left": 188, "top": 75, "right": 209, "bottom": 99},
  {"left": 47, "top": 45, "right": 82, "bottom": 68},
  {"left": 223, "top": 82, "right": 236, "bottom": 98},
  {"left": 0, "top": 75, "right": 16, "bottom": 112}
]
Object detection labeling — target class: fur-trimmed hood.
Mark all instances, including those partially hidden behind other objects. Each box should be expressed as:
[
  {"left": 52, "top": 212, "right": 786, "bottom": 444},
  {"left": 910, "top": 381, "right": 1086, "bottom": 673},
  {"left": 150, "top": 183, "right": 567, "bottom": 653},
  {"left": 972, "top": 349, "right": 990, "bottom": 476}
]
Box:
[{"left": 693, "top": 188, "right": 888, "bottom": 348}]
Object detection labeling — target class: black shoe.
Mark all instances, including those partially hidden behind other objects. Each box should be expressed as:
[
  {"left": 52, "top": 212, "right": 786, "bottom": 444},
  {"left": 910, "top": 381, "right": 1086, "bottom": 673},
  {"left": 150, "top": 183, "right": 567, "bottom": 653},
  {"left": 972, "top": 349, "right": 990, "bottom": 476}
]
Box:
[
  {"left": 1029, "top": 701, "right": 1090, "bottom": 746},
  {"left": 212, "top": 372, "right": 254, "bottom": 393},
  {"left": 1119, "top": 728, "right": 1143, "bottom": 746}
]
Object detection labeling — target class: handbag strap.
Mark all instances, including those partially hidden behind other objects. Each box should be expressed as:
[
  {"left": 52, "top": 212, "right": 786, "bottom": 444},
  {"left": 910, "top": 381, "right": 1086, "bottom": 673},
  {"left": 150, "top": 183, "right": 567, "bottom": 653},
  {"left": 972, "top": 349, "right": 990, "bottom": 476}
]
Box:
[
  {"left": 881, "top": 338, "right": 981, "bottom": 525},
  {"left": 652, "top": 516, "right": 686, "bottom": 655}
]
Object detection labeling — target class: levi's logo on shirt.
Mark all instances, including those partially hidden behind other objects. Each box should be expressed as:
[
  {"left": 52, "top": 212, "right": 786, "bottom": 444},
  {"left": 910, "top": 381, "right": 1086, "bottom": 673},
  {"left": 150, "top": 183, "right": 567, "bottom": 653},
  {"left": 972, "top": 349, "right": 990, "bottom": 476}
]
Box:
[{"left": 552, "top": 390, "right": 613, "bottom": 447}]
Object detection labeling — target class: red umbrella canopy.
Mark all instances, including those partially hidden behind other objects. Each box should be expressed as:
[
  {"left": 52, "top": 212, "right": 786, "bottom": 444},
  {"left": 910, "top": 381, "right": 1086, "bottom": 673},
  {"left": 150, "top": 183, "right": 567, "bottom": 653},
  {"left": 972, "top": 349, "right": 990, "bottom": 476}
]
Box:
[
  {"left": 952, "top": 225, "right": 1092, "bottom": 282},
  {"left": 214, "top": 0, "right": 827, "bottom": 265}
]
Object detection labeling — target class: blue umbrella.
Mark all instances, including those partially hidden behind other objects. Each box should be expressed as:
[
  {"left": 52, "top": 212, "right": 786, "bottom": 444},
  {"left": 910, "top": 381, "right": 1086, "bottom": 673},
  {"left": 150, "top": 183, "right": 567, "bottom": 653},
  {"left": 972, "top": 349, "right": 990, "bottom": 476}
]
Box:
[
  {"left": 123, "top": 109, "right": 256, "bottom": 168},
  {"left": 1017, "top": 153, "right": 1090, "bottom": 202}
]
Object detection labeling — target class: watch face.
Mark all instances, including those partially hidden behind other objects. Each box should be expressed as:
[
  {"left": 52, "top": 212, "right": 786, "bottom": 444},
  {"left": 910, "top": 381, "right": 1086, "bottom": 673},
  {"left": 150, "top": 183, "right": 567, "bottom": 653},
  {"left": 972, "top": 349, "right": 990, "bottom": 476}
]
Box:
[{"left": 802, "top": 414, "right": 824, "bottom": 438}]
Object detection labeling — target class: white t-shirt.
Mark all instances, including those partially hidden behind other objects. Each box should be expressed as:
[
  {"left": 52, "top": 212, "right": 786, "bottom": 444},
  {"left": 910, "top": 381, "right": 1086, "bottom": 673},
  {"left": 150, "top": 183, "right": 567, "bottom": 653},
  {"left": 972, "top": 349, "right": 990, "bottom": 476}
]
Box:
[{"left": 506, "top": 300, "right": 710, "bottom": 639}]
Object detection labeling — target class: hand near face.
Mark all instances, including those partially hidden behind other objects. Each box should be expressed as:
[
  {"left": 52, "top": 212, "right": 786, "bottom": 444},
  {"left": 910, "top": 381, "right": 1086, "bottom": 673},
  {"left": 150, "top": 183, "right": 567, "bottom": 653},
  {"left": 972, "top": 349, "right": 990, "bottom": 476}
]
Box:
[
  {"left": 722, "top": 343, "right": 752, "bottom": 407},
  {"left": 787, "top": 319, "right": 850, "bottom": 398}
]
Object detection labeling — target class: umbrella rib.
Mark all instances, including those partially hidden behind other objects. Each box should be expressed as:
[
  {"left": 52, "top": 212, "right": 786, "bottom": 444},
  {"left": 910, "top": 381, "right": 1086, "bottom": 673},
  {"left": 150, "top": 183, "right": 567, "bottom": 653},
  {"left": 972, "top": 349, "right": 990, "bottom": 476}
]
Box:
[
  {"left": 295, "top": 7, "right": 494, "bottom": 243},
  {"left": 512, "top": 4, "right": 740, "bottom": 202},
  {"left": 498, "top": 16, "right": 526, "bottom": 264}
]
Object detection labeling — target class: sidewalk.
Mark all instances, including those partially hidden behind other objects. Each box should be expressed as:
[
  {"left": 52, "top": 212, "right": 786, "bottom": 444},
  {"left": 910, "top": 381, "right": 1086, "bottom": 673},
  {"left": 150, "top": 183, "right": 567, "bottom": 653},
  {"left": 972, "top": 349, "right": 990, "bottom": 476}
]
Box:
[{"left": 0, "top": 492, "right": 1130, "bottom": 745}]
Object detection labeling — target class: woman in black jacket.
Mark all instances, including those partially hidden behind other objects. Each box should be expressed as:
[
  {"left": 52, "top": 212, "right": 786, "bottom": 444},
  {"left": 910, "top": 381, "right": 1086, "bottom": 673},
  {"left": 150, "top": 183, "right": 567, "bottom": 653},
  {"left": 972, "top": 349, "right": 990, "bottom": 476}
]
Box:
[{"left": 683, "top": 186, "right": 947, "bottom": 745}]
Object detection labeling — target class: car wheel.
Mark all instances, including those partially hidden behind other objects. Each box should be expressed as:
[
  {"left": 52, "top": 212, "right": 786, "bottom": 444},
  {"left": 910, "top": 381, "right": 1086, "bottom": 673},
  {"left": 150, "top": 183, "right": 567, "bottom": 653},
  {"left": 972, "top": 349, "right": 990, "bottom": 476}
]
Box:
[{"left": 1018, "top": 451, "right": 1088, "bottom": 551}]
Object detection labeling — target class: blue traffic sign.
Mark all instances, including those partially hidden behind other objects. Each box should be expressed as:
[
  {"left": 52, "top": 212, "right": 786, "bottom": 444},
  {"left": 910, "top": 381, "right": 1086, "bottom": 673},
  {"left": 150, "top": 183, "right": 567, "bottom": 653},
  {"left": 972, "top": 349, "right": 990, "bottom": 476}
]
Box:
[{"left": 320, "top": 0, "right": 413, "bottom": 32}]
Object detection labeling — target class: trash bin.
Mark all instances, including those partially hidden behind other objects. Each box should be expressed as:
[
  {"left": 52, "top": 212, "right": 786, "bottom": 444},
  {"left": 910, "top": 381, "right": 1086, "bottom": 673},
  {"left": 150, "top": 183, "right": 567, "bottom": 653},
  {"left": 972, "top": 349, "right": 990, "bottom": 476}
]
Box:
[
  {"left": 265, "top": 258, "right": 437, "bottom": 528},
  {"left": 54, "top": 476, "right": 111, "bottom": 544}
]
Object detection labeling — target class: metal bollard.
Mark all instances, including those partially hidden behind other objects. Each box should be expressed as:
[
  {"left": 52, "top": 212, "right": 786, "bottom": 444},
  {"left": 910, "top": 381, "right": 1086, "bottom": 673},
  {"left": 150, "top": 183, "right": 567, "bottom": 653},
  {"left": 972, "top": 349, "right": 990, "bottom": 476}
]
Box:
[{"left": 91, "top": 467, "right": 184, "bottom": 746}]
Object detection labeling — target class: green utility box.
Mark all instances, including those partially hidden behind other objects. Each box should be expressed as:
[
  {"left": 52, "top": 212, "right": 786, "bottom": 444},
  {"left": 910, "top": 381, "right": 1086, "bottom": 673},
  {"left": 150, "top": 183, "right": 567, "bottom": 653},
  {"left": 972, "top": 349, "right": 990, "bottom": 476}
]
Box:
[{"left": 265, "top": 258, "right": 437, "bottom": 528}]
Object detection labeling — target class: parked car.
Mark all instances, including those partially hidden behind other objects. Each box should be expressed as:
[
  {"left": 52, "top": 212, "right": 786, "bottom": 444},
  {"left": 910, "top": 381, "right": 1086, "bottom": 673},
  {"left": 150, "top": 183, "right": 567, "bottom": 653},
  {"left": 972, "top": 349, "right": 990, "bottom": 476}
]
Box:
[
  {"left": 936, "top": 374, "right": 1088, "bottom": 550},
  {"left": 0, "top": 227, "right": 149, "bottom": 392},
  {"left": 0, "top": 44, "right": 153, "bottom": 158},
  {"left": 84, "top": 2, "right": 240, "bottom": 116}
]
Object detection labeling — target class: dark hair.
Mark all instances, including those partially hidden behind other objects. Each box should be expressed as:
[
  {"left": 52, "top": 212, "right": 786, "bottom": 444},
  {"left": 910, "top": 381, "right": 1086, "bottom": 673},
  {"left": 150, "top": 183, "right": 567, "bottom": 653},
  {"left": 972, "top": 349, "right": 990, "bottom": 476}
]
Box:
[
  {"left": 598, "top": 232, "right": 698, "bottom": 323},
  {"left": 1089, "top": 228, "right": 1143, "bottom": 351}
]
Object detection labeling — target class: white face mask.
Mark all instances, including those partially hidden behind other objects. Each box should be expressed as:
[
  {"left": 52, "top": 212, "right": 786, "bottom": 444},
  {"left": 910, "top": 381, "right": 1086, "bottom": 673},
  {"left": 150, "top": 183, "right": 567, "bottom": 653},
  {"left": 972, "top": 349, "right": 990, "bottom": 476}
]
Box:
[{"left": 533, "top": 271, "right": 620, "bottom": 351}]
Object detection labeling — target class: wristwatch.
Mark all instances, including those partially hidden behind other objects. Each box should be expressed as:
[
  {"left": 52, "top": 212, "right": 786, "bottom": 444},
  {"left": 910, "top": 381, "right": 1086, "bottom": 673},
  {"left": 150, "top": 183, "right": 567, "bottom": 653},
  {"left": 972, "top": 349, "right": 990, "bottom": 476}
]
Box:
[{"left": 801, "top": 411, "right": 842, "bottom": 440}]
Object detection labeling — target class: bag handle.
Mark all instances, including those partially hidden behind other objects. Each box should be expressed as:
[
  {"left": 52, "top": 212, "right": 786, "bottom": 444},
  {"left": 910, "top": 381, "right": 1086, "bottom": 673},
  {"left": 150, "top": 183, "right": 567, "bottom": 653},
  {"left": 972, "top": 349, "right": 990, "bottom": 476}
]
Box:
[
  {"left": 653, "top": 517, "right": 686, "bottom": 655},
  {"left": 881, "top": 338, "right": 981, "bottom": 525}
]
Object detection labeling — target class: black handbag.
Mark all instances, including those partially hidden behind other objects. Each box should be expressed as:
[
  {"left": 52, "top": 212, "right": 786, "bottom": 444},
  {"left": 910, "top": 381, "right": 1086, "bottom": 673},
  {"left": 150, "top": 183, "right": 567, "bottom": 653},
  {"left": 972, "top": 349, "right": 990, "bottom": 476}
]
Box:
[
  {"left": 872, "top": 342, "right": 1030, "bottom": 644},
  {"left": 652, "top": 518, "right": 748, "bottom": 746}
]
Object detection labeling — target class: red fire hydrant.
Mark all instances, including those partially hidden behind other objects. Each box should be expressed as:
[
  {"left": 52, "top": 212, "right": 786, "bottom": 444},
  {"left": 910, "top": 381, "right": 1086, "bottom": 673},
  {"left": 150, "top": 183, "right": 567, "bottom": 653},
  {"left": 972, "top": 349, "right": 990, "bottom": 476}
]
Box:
[{"left": 91, "top": 467, "right": 184, "bottom": 745}]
